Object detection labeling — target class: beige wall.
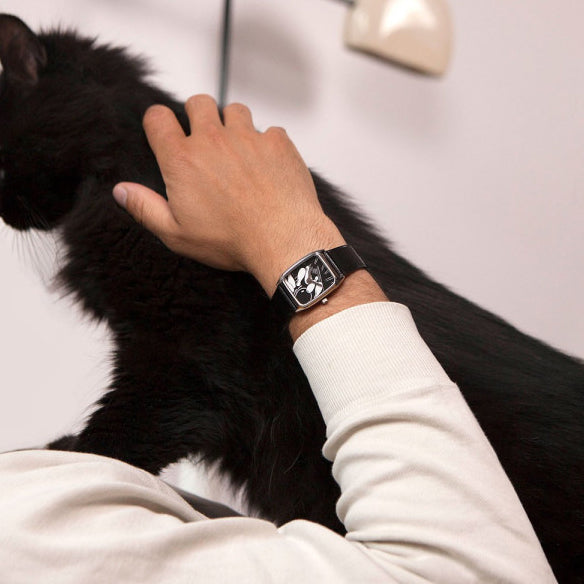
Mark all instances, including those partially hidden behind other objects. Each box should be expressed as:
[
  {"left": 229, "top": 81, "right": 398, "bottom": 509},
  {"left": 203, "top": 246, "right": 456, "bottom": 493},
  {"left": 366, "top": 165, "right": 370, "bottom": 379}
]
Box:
[{"left": 1, "top": 0, "right": 582, "bottom": 453}]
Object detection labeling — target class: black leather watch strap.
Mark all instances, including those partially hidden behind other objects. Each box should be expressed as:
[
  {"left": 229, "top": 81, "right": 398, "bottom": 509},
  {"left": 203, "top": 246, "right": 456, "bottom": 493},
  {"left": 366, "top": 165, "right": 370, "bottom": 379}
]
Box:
[
  {"left": 326, "top": 245, "right": 367, "bottom": 275},
  {"left": 271, "top": 280, "right": 298, "bottom": 317},
  {"left": 271, "top": 245, "right": 367, "bottom": 320}
]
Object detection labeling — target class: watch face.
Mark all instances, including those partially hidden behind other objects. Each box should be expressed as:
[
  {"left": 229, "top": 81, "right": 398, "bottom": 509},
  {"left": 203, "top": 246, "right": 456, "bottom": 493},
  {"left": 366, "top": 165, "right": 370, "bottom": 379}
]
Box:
[{"left": 283, "top": 253, "right": 338, "bottom": 308}]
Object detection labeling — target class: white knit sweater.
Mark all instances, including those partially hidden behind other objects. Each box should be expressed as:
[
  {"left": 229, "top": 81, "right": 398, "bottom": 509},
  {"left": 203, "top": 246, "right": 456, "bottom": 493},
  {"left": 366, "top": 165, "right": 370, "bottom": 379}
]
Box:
[{"left": 0, "top": 302, "right": 557, "bottom": 583}]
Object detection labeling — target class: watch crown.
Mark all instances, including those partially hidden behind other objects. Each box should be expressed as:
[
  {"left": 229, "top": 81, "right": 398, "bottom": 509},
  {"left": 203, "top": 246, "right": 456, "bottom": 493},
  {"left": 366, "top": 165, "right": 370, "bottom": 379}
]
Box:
[{"left": 321, "top": 298, "right": 329, "bottom": 305}]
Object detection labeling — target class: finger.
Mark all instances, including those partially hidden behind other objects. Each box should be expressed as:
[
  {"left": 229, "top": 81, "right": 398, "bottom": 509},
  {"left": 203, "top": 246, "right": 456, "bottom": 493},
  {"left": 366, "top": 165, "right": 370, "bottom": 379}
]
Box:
[
  {"left": 264, "top": 126, "right": 288, "bottom": 139},
  {"left": 184, "top": 94, "right": 222, "bottom": 129},
  {"left": 222, "top": 102, "right": 254, "bottom": 130},
  {"left": 113, "top": 182, "right": 177, "bottom": 239},
  {"left": 142, "top": 105, "right": 185, "bottom": 168}
]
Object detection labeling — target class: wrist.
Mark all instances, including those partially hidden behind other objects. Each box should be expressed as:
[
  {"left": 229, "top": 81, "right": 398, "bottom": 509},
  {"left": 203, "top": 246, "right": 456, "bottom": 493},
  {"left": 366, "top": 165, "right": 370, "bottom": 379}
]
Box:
[
  {"left": 288, "top": 270, "right": 388, "bottom": 342},
  {"left": 251, "top": 218, "right": 347, "bottom": 297}
]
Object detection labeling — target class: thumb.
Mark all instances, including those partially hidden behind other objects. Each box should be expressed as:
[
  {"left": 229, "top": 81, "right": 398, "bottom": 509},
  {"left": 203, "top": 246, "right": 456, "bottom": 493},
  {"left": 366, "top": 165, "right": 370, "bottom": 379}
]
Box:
[{"left": 113, "top": 182, "right": 177, "bottom": 238}]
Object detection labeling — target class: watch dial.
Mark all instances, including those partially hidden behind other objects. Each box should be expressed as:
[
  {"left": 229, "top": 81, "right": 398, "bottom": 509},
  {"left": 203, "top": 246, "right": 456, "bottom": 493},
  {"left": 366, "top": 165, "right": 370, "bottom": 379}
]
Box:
[{"left": 284, "top": 256, "right": 336, "bottom": 307}]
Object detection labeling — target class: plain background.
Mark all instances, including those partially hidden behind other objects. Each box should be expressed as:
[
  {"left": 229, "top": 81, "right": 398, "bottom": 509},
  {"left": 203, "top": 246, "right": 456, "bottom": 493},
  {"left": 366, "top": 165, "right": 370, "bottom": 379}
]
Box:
[{"left": 0, "top": 0, "right": 582, "bottom": 472}]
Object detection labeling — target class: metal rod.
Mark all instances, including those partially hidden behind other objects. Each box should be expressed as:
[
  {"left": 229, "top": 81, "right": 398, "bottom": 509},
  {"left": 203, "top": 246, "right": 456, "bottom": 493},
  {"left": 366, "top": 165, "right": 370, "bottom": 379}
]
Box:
[{"left": 218, "top": 0, "right": 232, "bottom": 112}]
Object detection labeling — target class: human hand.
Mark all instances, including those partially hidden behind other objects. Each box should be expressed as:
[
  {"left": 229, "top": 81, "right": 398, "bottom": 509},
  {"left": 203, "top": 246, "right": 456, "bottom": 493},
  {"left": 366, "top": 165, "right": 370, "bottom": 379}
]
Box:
[{"left": 113, "top": 94, "right": 345, "bottom": 296}]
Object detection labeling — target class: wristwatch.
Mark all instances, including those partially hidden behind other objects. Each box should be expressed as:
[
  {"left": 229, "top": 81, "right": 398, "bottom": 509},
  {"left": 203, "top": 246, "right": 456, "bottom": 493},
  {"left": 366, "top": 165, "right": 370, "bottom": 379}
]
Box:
[{"left": 271, "top": 245, "right": 367, "bottom": 318}]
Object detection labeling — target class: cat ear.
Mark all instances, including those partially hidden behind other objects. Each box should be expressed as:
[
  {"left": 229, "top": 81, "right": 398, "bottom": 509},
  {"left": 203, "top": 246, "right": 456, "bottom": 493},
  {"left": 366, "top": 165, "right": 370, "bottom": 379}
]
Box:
[{"left": 0, "top": 14, "right": 47, "bottom": 88}]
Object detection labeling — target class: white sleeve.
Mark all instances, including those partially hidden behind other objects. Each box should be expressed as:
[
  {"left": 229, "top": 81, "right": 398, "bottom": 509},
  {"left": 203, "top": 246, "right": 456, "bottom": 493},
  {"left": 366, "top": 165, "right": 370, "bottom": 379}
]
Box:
[
  {"left": 293, "top": 302, "right": 557, "bottom": 582},
  {"left": 0, "top": 302, "right": 557, "bottom": 583}
]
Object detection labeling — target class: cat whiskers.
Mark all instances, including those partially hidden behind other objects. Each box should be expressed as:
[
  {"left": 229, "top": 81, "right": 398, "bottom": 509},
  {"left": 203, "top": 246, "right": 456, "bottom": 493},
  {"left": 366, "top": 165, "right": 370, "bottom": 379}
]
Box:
[
  {"left": 12, "top": 197, "right": 61, "bottom": 286},
  {"left": 17, "top": 195, "right": 49, "bottom": 231}
]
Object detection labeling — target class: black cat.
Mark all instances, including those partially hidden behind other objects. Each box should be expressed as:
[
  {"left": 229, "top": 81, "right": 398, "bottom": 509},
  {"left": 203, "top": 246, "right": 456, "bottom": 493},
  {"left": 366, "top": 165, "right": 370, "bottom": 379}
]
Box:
[{"left": 0, "top": 14, "right": 582, "bottom": 583}]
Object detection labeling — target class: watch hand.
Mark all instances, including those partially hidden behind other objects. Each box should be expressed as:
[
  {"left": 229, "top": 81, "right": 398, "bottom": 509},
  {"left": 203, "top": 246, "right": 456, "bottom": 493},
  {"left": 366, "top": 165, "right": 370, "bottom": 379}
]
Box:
[{"left": 297, "top": 267, "right": 306, "bottom": 287}]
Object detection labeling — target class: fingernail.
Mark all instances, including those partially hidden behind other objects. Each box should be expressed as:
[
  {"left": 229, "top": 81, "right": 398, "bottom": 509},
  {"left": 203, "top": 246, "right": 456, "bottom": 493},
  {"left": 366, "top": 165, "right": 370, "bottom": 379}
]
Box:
[{"left": 113, "top": 184, "right": 128, "bottom": 207}]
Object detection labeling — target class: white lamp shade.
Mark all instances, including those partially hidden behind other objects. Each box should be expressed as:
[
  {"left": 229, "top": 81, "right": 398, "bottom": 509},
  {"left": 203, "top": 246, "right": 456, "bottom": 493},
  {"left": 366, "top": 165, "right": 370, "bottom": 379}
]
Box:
[{"left": 344, "top": 0, "right": 453, "bottom": 76}]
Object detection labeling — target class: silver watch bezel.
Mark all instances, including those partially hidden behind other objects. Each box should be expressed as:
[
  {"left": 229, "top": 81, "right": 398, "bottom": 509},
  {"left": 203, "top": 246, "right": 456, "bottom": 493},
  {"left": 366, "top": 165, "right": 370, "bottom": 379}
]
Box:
[{"left": 276, "top": 250, "right": 344, "bottom": 312}]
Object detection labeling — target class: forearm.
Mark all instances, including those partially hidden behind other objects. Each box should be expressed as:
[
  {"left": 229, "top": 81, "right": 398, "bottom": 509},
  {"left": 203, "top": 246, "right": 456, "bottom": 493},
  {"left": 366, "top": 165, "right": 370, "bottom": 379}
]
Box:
[
  {"left": 289, "top": 270, "right": 388, "bottom": 341},
  {"left": 293, "top": 303, "right": 557, "bottom": 583}
]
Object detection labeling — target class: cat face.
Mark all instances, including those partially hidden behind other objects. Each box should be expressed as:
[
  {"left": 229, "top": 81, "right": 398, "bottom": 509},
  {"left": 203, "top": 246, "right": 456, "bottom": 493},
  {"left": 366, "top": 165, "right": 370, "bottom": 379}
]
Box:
[
  {"left": 0, "top": 14, "right": 141, "bottom": 231},
  {"left": 0, "top": 15, "right": 72, "bottom": 230}
]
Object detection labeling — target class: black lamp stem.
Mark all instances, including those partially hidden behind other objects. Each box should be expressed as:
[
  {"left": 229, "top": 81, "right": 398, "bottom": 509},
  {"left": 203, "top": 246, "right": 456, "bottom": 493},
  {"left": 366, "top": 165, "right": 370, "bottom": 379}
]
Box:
[
  {"left": 217, "top": 0, "right": 356, "bottom": 111},
  {"left": 218, "top": 0, "right": 232, "bottom": 111}
]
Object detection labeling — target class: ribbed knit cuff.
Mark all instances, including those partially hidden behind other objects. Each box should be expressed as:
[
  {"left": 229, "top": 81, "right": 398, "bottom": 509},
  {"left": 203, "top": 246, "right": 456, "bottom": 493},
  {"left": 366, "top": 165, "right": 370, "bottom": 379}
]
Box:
[{"left": 293, "top": 302, "right": 452, "bottom": 427}]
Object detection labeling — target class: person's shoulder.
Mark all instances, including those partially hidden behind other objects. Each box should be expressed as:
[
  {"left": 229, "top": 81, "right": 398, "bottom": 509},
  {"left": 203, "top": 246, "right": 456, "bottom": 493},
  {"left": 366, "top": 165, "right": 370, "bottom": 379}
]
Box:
[
  {"left": 0, "top": 449, "right": 196, "bottom": 518},
  {"left": 1, "top": 448, "right": 145, "bottom": 479}
]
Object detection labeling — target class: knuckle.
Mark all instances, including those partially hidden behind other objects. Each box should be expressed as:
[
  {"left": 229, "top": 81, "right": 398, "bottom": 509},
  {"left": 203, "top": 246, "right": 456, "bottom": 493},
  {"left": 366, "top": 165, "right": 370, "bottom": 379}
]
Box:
[
  {"left": 225, "top": 102, "right": 250, "bottom": 116},
  {"left": 187, "top": 93, "right": 216, "bottom": 109},
  {"left": 265, "top": 126, "right": 290, "bottom": 148},
  {"left": 198, "top": 93, "right": 216, "bottom": 104},
  {"left": 143, "top": 104, "right": 169, "bottom": 125},
  {"left": 265, "top": 126, "right": 288, "bottom": 139},
  {"left": 185, "top": 95, "right": 198, "bottom": 110}
]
